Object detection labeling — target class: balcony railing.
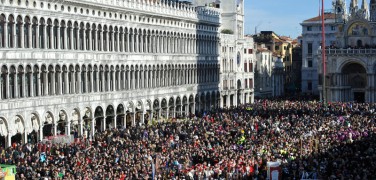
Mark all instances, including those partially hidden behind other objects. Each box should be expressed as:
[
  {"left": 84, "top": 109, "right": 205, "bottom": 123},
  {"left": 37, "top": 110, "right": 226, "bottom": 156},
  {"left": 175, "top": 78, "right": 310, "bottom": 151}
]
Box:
[{"left": 319, "top": 48, "right": 376, "bottom": 55}]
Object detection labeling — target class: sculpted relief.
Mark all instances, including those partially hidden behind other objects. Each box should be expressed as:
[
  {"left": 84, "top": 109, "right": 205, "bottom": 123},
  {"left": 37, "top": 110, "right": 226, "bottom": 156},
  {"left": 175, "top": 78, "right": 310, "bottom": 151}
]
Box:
[
  {"left": 0, "top": 119, "right": 7, "bottom": 136},
  {"left": 347, "top": 22, "right": 370, "bottom": 36}
]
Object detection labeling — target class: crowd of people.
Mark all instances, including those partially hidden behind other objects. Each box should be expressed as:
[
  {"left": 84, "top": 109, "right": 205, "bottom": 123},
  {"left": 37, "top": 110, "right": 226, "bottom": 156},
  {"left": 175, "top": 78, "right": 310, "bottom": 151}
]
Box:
[{"left": 3, "top": 100, "right": 376, "bottom": 179}]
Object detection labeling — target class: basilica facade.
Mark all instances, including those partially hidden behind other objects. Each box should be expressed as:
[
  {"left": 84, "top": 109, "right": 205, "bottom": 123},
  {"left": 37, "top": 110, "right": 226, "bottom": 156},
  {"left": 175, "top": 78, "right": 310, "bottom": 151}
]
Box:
[
  {"left": 0, "top": 0, "right": 220, "bottom": 147},
  {"left": 318, "top": 0, "right": 376, "bottom": 103}
]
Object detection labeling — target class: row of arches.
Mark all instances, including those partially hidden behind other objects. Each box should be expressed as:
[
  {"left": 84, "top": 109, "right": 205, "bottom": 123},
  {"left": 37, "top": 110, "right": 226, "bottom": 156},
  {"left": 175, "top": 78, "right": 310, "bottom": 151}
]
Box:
[
  {"left": 0, "top": 63, "right": 219, "bottom": 99},
  {"left": 0, "top": 92, "right": 220, "bottom": 147},
  {"left": 0, "top": 14, "right": 219, "bottom": 55}
]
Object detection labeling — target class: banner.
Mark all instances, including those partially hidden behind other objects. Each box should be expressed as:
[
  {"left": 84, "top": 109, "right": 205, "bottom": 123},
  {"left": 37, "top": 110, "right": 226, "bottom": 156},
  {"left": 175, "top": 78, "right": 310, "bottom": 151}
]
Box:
[{"left": 267, "top": 162, "right": 281, "bottom": 180}]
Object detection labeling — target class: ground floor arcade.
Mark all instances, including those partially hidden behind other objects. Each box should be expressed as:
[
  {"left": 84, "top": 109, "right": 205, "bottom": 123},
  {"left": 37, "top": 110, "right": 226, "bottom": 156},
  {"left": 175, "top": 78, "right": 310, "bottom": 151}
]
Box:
[{"left": 0, "top": 90, "right": 222, "bottom": 148}]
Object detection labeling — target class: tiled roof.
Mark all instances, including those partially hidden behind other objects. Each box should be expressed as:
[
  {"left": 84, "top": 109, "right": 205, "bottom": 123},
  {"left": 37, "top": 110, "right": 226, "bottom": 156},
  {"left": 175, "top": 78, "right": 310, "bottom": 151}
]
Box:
[
  {"left": 257, "top": 48, "right": 271, "bottom": 52},
  {"left": 303, "top": 13, "right": 336, "bottom": 22}
]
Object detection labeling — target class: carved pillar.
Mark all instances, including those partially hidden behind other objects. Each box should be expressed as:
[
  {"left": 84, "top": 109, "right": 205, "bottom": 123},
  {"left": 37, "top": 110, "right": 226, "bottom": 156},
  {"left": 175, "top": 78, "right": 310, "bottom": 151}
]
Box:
[
  {"left": 3, "top": 21, "right": 8, "bottom": 48},
  {"left": 19, "top": 23, "right": 24, "bottom": 48},
  {"left": 56, "top": 25, "right": 60, "bottom": 49}
]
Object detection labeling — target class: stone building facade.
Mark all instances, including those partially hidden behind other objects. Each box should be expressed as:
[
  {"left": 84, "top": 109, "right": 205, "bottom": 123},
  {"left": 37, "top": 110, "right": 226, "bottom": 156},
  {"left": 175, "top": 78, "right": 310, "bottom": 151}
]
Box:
[
  {"left": 318, "top": 0, "right": 376, "bottom": 102},
  {"left": 0, "top": 0, "right": 220, "bottom": 147}
]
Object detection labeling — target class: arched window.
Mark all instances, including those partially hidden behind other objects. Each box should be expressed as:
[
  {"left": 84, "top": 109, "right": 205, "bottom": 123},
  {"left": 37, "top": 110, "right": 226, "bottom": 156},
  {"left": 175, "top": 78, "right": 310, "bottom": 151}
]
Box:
[
  {"left": 79, "top": 23, "right": 85, "bottom": 50},
  {"left": 67, "top": 21, "right": 72, "bottom": 50},
  {"left": 60, "top": 21, "right": 66, "bottom": 49},
  {"left": 24, "top": 16, "right": 31, "bottom": 48},
  {"left": 39, "top": 18, "right": 45, "bottom": 49},
  {"left": 73, "top": 22, "right": 79, "bottom": 50},
  {"left": 53, "top": 20, "right": 59, "bottom": 49},
  {"left": 0, "top": 14, "right": 5, "bottom": 48},
  {"left": 46, "top": 19, "right": 52, "bottom": 49},
  {"left": 8, "top": 15, "right": 15, "bottom": 48}
]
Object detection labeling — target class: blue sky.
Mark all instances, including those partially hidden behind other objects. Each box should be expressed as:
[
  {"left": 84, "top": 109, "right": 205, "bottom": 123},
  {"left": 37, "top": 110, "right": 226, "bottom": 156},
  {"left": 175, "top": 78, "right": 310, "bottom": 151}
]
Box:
[{"left": 244, "top": 0, "right": 334, "bottom": 38}]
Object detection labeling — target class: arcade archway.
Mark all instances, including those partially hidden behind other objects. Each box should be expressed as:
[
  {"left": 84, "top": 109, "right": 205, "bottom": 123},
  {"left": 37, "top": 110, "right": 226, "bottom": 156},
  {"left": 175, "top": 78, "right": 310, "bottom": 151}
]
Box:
[
  {"left": 11, "top": 115, "right": 25, "bottom": 145},
  {"left": 342, "top": 62, "right": 367, "bottom": 102},
  {"left": 161, "top": 98, "right": 167, "bottom": 121},
  {"left": 94, "top": 107, "right": 104, "bottom": 133},
  {"left": 145, "top": 100, "right": 152, "bottom": 125},
  {"left": 43, "top": 112, "right": 54, "bottom": 138},
  {"left": 135, "top": 101, "right": 143, "bottom": 126},
  {"left": 105, "top": 105, "right": 115, "bottom": 129},
  {"left": 153, "top": 99, "right": 160, "bottom": 122},
  {"left": 200, "top": 94, "right": 205, "bottom": 112},
  {"left": 206, "top": 93, "right": 211, "bottom": 110},
  {"left": 116, "top": 104, "right": 125, "bottom": 129},
  {"left": 82, "top": 107, "right": 92, "bottom": 138},
  {"left": 57, "top": 110, "right": 68, "bottom": 135},
  {"left": 0, "top": 117, "right": 8, "bottom": 148},
  {"left": 168, "top": 97, "right": 174, "bottom": 120},
  {"left": 29, "top": 113, "right": 40, "bottom": 143},
  {"left": 189, "top": 95, "right": 194, "bottom": 116},
  {"left": 195, "top": 94, "right": 199, "bottom": 114},
  {"left": 175, "top": 96, "right": 182, "bottom": 118},
  {"left": 70, "top": 109, "right": 80, "bottom": 138},
  {"left": 126, "top": 102, "right": 135, "bottom": 127}
]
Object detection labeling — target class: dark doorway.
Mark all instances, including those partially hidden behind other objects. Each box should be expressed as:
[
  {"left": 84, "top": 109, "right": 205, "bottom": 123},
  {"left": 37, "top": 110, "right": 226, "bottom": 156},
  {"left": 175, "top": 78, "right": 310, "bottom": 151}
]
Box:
[
  {"left": 357, "top": 40, "right": 362, "bottom": 47},
  {"left": 354, "top": 92, "right": 365, "bottom": 103}
]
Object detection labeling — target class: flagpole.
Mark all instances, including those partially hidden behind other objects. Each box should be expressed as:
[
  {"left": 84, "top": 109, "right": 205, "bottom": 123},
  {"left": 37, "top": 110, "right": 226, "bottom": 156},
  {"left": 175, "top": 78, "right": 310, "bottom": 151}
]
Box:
[{"left": 321, "top": 0, "right": 326, "bottom": 105}]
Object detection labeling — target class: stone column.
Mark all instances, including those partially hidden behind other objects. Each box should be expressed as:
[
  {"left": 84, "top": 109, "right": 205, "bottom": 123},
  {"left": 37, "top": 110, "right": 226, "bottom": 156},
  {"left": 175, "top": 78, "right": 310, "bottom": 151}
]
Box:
[
  {"left": 89, "top": 70, "right": 93, "bottom": 93},
  {"left": 56, "top": 26, "right": 60, "bottom": 49},
  {"left": 93, "top": 29, "right": 97, "bottom": 51},
  {"left": 69, "top": 27, "right": 73, "bottom": 50},
  {"left": 42, "top": 71, "right": 48, "bottom": 96},
  {"left": 132, "top": 113, "right": 135, "bottom": 126},
  {"left": 140, "top": 70, "right": 144, "bottom": 89},
  {"left": 19, "top": 23, "right": 24, "bottom": 48},
  {"left": 110, "top": 31, "right": 114, "bottom": 52},
  {"left": 99, "top": 30, "right": 103, "bottom": 51},
  {"left": 56, "top": 71, "right": 61, "bottom": 95},
  {"left": 135, "top": 32, "right": 139, "bottom": 53},
  {"left": 220, "top": 96, "right": 224, "bottom": 108},
  {"left": 102, "top": 118, "right": 106, "bottom": 131},
  {"left": 126, "top": 32, "right": 130, "bottom": 52},
  {"left": 6, "top": 133, "right": 11, "bottom": 148},
  {"left": 107, "top": 71, "right": 112, "bottom": 91},
  {"left": 11, "top": 23, "right": 16, "bottom": 48},
  {"left": 33, "top": 24, "right": 39, "bottom": 49},
  {"left": 62, "top": 71, "right": 67, "bottom": 94},
  {"left": 63, "top": 26, "right": 67, "bottom": 49},
  {"left": 120, "top": 32, "right": 124, "bottom": 52},
  {"left": 126, "top": 70, "right": 130, "bottom": 90},
  {"left": 81, "top": 28, "right": 86, "bottom": 51},
  {"left": 78, "top": 70, "right": 82, "bottom": 93},
  {"left": 226, "top": 95, "right": 231, "bottom": 107},
  {"left": 156, "top": 36, "right": 160, "bottom": 53},
  {"left": 50, "top": 71, "right": 55, "bottom": 95},
  {"left": 116, "top": 70, "right": 120, "bottom": 91},
  {"left": 106, "top": 31, "right": 110, "bottom": 51},
  {"left": 49, "top": 25, "right": 53, "bottom": 49},
  {"left": 114, "top": 116, "right": 118, "bottom": 129},
  {"left": 21, "top": 72, "right": 26, "bottom": 98},
  {"left": 66, "top": 121, "right": 71, "bottom": 137},
  {"left": 112, "top": 70, "right": 116, "bottom": 91},
  {"left": 116, "top": 32, "right": 120, "bottom": 52},
  {"left": 3, "top": 21, "right": 8, "bottom": 48},
  {"left": 139, "top": 33, "right": 143, "bottom": 53}
]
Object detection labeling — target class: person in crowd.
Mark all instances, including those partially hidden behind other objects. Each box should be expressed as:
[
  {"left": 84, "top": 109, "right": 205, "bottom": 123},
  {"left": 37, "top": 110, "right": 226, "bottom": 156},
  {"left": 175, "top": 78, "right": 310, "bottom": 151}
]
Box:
[{"left": 4, "top": 99, "right": 376, "bottom": 179}]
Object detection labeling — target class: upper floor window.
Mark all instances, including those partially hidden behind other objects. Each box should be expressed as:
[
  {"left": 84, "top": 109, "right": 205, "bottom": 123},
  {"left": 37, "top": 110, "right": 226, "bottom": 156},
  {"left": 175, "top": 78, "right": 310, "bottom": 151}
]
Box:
[
  {"left": 307, "top": 43, "right": 313, "bottom": 54},
  {"left": 307, "top": 26, "right": 312, "bottom": 31}
]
